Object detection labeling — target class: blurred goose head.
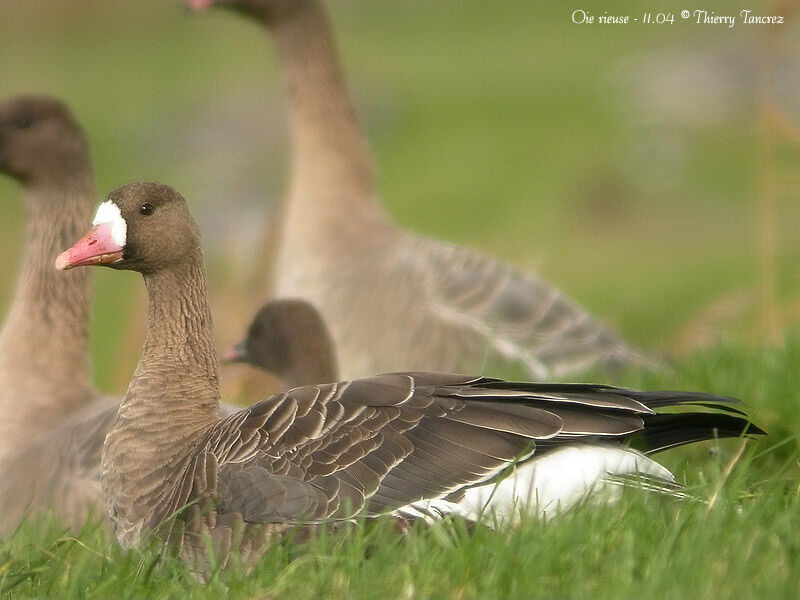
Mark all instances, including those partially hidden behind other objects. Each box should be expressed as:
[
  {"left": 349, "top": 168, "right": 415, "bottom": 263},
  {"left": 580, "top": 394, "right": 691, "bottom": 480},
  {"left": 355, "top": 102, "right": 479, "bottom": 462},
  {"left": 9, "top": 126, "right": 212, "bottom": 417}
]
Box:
[{"left": 0, "top": 94, "right": 89, "bottom": 187}]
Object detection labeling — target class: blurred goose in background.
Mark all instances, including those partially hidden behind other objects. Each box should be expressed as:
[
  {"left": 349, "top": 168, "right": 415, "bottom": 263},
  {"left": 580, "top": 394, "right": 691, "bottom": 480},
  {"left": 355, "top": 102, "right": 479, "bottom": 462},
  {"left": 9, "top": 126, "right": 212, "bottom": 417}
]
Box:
[
  {"left": 57, "top": 181, "right": 760, "bottom": 569},
  {"left": 0, "top": 95, "right": 120, "bottom": 533},
  {"left": 188, "top": 0, "right": 652, "bottom": 381},
  {"left": 225, "top": 298, "right": 338, "bottom": 387},
  {"left": 0, "top": 96, "right": 239, "bottom": 535}
]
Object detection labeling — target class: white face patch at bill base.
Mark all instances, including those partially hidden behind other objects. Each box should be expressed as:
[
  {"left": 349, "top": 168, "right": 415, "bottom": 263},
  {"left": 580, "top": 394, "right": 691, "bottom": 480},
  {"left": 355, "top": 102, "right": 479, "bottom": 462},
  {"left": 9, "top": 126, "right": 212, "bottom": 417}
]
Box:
[{"left": 92, "top": 200, "right": 127, "bottom": 247}]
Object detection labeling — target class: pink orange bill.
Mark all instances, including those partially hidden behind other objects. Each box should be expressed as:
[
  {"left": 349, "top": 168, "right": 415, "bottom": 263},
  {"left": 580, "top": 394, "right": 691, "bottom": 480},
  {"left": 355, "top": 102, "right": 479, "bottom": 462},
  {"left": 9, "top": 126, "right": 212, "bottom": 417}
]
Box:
[
  {"left": 221, "top": 341, "right": 248, "bottom": 363},
  {"left": 186, "top": 0, "right": 217, "bottom": 10},
  {"left": 55, "top": 222, "right": 124, "bottom": 271}
]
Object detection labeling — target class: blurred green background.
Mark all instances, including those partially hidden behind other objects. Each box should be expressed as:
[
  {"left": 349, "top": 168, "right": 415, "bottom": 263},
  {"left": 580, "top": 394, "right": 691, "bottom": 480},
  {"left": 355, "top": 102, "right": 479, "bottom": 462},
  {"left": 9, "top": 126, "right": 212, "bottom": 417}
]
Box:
[{"left": 1, "top": 0, "right": 798, "bottom": 396}]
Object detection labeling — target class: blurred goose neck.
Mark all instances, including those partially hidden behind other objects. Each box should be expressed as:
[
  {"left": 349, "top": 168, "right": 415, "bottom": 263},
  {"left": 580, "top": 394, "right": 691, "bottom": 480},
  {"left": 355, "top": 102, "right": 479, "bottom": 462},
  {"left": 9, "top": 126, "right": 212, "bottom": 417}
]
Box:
[
  {"left": 0, "top": 175, "right": 95, "bottom": 423},
  {"left": 268, "top": 0, "right": 378, "bottom": 215}
]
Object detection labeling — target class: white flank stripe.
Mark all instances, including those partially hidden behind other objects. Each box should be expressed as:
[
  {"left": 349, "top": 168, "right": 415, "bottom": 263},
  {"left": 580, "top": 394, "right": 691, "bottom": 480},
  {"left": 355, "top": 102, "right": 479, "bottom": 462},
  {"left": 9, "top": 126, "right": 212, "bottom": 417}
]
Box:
[
  {"left": 396, "top": 445, "right": 676, "bottom": 525},
  {"left": 461, "top": 445, "right": 675, "bottom": 523}
]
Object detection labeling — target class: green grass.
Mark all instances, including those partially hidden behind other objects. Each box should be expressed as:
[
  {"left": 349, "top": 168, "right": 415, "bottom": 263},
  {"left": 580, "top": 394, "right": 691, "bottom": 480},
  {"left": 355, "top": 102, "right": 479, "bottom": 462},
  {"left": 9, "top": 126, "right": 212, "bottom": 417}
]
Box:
[
  {"left": 1, "top": 338, "right": 797, "bottom": 599},
  {"left": 1, "top": 0, "right": 799, "bottom": 597}
]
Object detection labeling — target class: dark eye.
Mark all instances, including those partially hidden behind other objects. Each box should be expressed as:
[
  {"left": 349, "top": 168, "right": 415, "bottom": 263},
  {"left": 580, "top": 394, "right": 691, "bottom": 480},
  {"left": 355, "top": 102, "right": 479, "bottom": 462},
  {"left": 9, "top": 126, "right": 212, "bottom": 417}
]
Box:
[
  {"left": 13, "top": 116, "right": 31, "bottom": 129},
  {"left": 139, "top": 203, "right": 154, "bottom": 216}
]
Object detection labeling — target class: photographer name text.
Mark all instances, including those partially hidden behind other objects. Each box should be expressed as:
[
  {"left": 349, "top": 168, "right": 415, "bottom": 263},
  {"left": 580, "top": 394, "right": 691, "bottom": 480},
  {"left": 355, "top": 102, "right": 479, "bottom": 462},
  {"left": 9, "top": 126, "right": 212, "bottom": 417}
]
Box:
[{"left": 571, "top": 9, "right": 784, "bottom": 27}]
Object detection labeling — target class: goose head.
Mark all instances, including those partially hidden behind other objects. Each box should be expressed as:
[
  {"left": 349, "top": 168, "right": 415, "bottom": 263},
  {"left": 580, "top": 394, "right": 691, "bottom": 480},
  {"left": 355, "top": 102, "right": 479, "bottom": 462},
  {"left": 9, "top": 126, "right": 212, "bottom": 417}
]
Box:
[
  {"left": 224, "top": 298, "right": 338, "bottom": 385},
  {"left": 55, "top": 182, "right": 200, "bottom": 274},
  {"left": 0, "top": 95, "right": 89, "bottom": 186},
  {"left": 187, "top": 0, "right": 288, "bottom": 21}
]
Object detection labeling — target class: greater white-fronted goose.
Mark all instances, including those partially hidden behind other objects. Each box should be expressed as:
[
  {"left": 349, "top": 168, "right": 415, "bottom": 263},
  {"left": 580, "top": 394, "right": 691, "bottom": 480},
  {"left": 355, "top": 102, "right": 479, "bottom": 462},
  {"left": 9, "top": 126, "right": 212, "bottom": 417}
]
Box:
[
  {"left": 225, "top": 298, "right": 338, "bottom": 387},
  {"left": 57, "top": 182, "right": 760, "bottom": 567},
  {"left": 0, "top": 95, "right": 120, "bottom": 533},
  {"left": 189, "top": 0, "right": 652, "bottom": 380}
]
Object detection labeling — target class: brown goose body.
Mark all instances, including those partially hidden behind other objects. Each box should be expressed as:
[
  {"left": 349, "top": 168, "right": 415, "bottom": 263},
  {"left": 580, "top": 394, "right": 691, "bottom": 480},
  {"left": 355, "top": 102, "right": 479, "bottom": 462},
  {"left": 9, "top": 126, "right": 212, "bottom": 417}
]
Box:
[
  {"left": 0, "top": 95, "right": 120, "bottom": 533},
  {"left": 190, "top": 0, "right": 652, "bottom": 380},
  {"left": 225, "top": 298, "right": 338, "bottom": 387},
  {"left": 58, "top": 182, "right": 759, "bottom": 567}
]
